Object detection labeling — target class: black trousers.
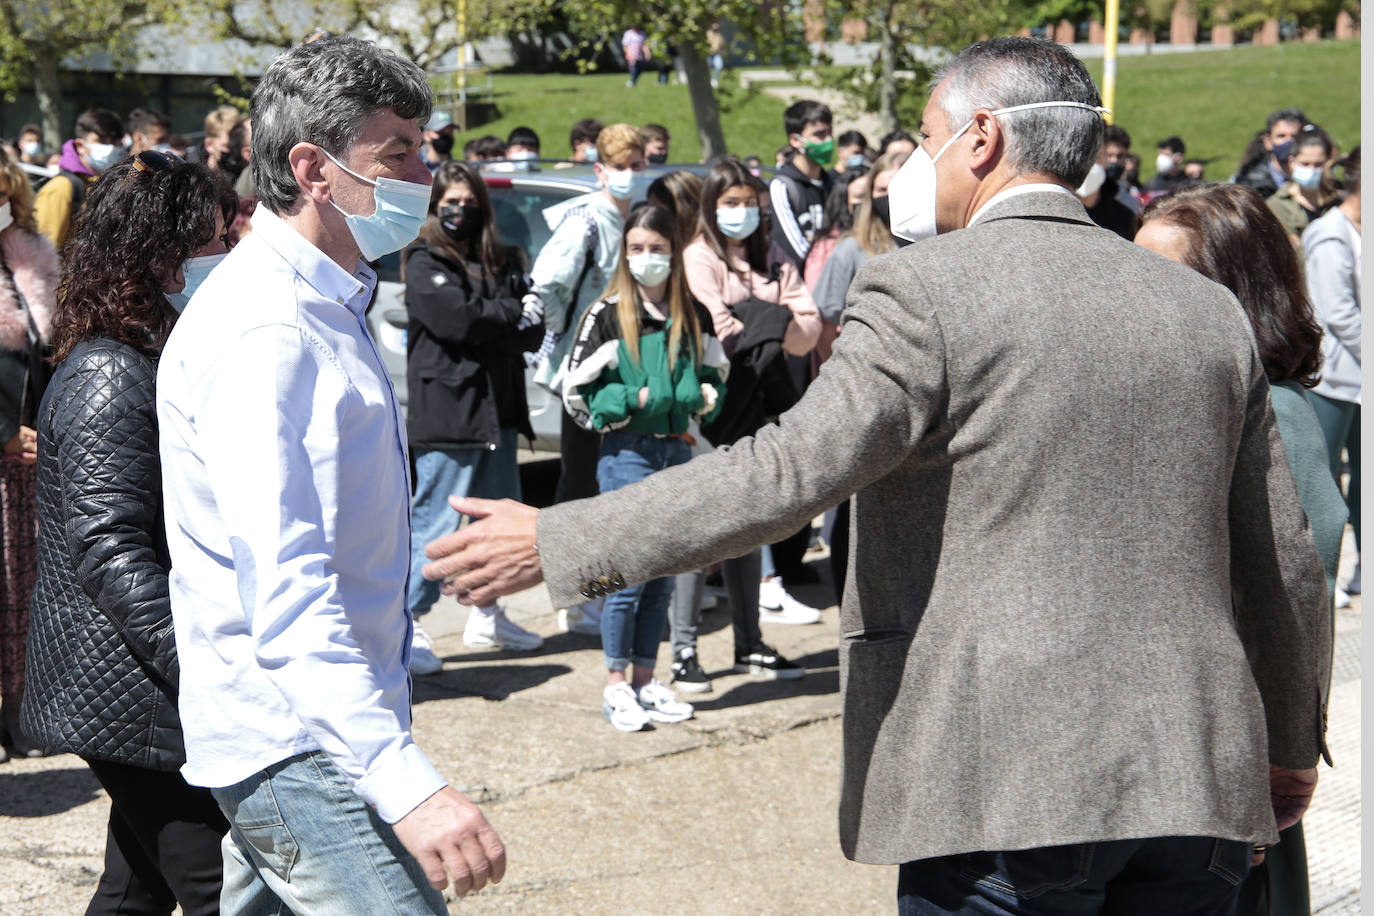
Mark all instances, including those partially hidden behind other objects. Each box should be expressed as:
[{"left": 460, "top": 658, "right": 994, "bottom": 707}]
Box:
[
  {"left": 555, "top": 411, "right": 602, "bottom": 504},
  {"left": 84, "top": 758, "right": 228, "bottom": 916}
]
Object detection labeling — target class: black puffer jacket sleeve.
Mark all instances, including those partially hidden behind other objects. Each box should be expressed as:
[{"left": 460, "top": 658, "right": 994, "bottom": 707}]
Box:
[{"left": 59, "top": 342, "right": 178, "bottom": 687}]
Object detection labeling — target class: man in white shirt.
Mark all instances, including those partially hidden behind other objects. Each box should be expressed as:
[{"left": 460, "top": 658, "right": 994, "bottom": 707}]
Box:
[{"left": 158, "top": 35, "right": 504, "bottom": 913}]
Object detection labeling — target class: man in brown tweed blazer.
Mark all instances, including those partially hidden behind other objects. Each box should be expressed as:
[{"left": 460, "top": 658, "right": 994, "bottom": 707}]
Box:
[{"left": 422, "top": 38, "right": 1330, "bottom": 914}]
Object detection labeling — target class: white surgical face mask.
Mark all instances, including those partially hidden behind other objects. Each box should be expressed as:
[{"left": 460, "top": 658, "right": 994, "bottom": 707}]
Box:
[
  {"left": 322, "top": 149, "right": 432, "bottom": 261},
  {"left": 0, "top": 200, "right": 11, "bottom": 234},
  {"left": 86, "top": 141, "right": 124, "bottom": 173},
  {"left": 628, "top": 252, "right": 672, "bottom": 287},
  {"left": 20, "top": 141, "right": 41, "bottom": 157},
  {"left": 716, "top": 205, "right": 760, "bottom": 240},
  {"left": 604, "top": 166, "right": 638, "bottom": 200},
  {"left": 1291, "top": 165, "right": 1323, "bottom": 190},
  {"left": 888, "top": 100, "right": 1110, "bottom": 243},
  {"left": 166, "top": 252, "right": 228, "bottom": 312},
  {"left": 1155, "top": 152, "right": 1178, "bottom": 175},
  {"left": 1075, "top": 162, "right": 1107, "bottom": 198}
]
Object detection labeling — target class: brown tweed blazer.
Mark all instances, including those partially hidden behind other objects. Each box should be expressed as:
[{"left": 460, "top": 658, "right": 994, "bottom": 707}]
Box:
[{"left": 537, "top": 190, "right": 1331, "bottom": 865}]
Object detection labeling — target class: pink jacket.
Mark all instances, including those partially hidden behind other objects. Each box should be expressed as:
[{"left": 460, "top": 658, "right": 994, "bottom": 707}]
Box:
[{"left": 683, "top": 236, "right": 820, "bottom": 358}]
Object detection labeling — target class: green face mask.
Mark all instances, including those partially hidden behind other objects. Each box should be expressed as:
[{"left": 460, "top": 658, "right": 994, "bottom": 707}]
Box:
[{"left": 800, "top": 137, "right": 835, "bottom": 168}]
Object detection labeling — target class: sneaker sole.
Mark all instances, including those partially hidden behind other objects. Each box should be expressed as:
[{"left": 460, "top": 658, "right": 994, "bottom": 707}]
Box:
[
  {"left": 641, "top": 707, "right": 694, "bottom": 723},
  {"left": 758, "top": 610, "right": 823, "bottom": 625},
  {"left": 464, "top": 635, "right": 544, "bottom": 651},
  {"left": 602, "top": 706, "right": 649, "bottom": 731},
  {"left": 671, "top": 678, "right": 713, "bottom": 694},
  {"left": 409, "top": 660, "right": 444, "bottom": 676},
  {"left": 732, "top": 663, "right": 805, "bottom": 680}
]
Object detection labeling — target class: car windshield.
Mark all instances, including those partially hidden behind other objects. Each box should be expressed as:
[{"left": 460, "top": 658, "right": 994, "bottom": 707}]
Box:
[{"left": 369, "top": 182, "right": 583, "bottom": 284}]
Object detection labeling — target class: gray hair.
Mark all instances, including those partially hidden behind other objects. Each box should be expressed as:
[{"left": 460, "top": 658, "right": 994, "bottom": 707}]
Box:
[
  {"left": 935, "top": 37, "right": 1104, "bottom": 187},
  {"left": 250, "top": 35, "right": 433, "bottom": 214}
]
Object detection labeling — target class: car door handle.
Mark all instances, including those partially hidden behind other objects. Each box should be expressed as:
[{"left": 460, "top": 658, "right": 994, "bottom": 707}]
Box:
[{"left": 383, "top": 309, "right": 408, "bottom": 329}]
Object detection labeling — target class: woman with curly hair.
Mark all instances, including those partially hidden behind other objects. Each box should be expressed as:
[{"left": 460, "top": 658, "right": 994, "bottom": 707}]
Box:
[
  {"left": 22, "top": 151, "right": 235, "bottom": 915},
  {"left": 0, "top": 146, "right": 58, "bottom": 762},
  {"left": 1136, "top": 182, "right": 1345, "bottom": 916}
]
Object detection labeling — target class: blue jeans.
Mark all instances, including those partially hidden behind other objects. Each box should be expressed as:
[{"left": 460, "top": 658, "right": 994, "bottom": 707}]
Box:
[
  {"left": 596, "top": 431, "right": 690, "bottom": 670},
  {"left": 211, "top": 752, "right": 446, "bottom": 915},
  {"left": 896, "top": 836, "right": 1251, "bottom": 916},
  {"left": 407, "top": 430, "right": 522, "bottom": 617}
]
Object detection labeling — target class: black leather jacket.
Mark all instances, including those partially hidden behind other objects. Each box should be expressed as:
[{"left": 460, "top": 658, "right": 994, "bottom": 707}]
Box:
[{"left": 21, "top": 338, "right": 185, "bottom": 769}]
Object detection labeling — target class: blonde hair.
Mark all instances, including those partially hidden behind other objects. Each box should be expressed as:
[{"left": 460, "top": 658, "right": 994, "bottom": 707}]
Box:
[
  {"left": 0, "top": 148, "right": 36, "bottom": 231},
  {"left": 597, "top": 123, "right": 645, "bottom": 168},
  {"left": 204, "top": 105, "right": 244, "bottom": 140},
  {"left": 596, "top": 204, "right": 700, "bottom": 371},
  {"left": 849, "top": 148, "right": 909, "bottom": 257}
]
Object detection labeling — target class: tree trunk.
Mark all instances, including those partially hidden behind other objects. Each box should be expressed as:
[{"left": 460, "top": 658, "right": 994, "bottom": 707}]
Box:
[
  {"left": 679, "top": 42, "right": 726, "bottom": 161},
  {"left": 34, "top": 46, "right": 64, "bottom": 153},
  {"left": 878, "top": 1, "right": 898, "bottom": 134}
]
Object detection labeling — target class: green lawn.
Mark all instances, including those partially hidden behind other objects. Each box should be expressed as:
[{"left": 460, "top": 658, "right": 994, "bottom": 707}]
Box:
[
  {"left": 1083, "top": 39, "right": 1360, "bottom": 181},
  {"left": 464, "top": 72, "right": 789, "bottom": 164},
  {"left": 471, "top": 40, "right": 1359, "bottom": 175}
]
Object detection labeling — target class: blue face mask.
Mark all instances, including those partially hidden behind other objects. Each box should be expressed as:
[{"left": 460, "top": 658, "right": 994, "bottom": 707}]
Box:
[
  {"left": 583, "top": 146, "right": 599, "bottom": 163},
  {"left": 716, "top": 205, "right": 760, "bottom": 240},
  {"left": 166, "top": 252, "right": 227, "bottom": 313},
  {"left": 85, "top": 141, "right": 126, "bottom": 173},
  {"left": 322, "top": 149, "right": 432, "bottom": 261},
  {"left": 604, "top": 166, "right": 645, "bottom": 201},
  {"left": 846, "top": 153, "right": 867, "bottom": 170}
]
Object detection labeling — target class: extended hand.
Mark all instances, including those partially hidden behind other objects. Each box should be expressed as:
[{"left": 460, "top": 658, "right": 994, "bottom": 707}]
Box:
[
  {"left": 392, "top": 786, "right": 506, "bottom": 895},
  {"left": 422, "top": 497, "right": 543, "bottom": 606}
]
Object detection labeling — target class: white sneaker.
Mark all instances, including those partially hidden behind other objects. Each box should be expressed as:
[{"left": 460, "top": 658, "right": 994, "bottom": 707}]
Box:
[
  {"left": 636, "top": 679, "right": 694, "bottom": 723},
  {"left": 409, "top": 621, "right": 444, "bottom": 675},
  {"left": 758, "top": 577, "right": 823, "bottom": 625},
  {"left": 603, "top": 683, "right": 651, "bottom": 732},
  {"left": 463, "top": 607, "right": 544, "bottom": 651},
  {"left": 557, "top": 598, "right": 603, "bottom": 635},
  {"left": 1335, "top": 587, "right": 1353, "bottom": 609}
]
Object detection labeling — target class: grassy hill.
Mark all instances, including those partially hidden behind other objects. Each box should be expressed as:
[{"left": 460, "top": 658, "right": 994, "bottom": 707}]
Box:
[{"left": 471, "top": 39, "right": 1359, "bottom": 176}]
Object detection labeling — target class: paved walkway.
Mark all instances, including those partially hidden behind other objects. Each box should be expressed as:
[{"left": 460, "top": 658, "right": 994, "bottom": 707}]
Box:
[{"left": 0, "top": 537, "right": 1360, "bottom": 913}]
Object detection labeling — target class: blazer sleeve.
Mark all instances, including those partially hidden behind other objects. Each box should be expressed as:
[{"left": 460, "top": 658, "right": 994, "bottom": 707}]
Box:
[
  {"left": 59, "top": 348, "right": 179, "bottom": 687},
  {"left": 536, "top": 254, "right": 945, "bottom": 608},
  {"left": 1228, "top": 351, "right": 1332, "bottom": 769},
  {"left": 404, "top": 249, "right": 525, "bottom": 347}
]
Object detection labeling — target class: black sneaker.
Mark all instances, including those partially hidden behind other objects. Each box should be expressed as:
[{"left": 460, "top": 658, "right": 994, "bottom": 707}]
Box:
[
  {"left": 733, "top": 644, "right": 805, "bottom": 680},
  {"left": 670, "top": 648, "right": 713, "bottom": 694}
]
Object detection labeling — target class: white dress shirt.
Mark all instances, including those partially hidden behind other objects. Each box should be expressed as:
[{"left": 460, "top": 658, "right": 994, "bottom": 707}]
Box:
[{"left": 158, "top": 204, "right": 445, "bottom": 824}]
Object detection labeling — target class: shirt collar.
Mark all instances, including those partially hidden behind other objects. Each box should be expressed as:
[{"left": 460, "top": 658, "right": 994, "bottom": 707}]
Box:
[
  {"left": 968, "top": 183, "right": 1077, "bottom": 227},
  {"left": 249, "top": 203, "right": 377, "bottom": 317}
]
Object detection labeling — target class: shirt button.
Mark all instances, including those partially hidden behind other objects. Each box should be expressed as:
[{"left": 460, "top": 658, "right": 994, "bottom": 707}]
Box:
[{"left": 336, "top": 297, "right": 344, "bottom": 304}]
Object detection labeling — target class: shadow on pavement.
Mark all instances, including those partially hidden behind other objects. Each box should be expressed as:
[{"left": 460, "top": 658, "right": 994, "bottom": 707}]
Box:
[
  {"left": 691, "top": 648, "right": 840, "bottom": 711},
  {"left": 0, "top": 763, "right": 103, "bottom": 817},
  {"left": 413, "top": 663, "right": 573, "bottom": 703}
]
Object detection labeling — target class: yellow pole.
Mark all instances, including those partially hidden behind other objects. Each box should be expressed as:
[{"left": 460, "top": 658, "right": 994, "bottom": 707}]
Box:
[
  {"left": 457, "top": 0, "right": 467, "bottom": 127},
  {"left": 1102, "top": 0, "right": 1120, "bottom": 124}
]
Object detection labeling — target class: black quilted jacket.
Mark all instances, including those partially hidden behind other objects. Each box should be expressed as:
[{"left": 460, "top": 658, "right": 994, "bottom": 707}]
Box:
[{"left": 21, "top": 337, "right": 185, "bottom": 769}]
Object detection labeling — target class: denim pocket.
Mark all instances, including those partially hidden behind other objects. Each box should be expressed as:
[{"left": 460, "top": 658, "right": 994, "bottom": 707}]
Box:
[
  {"left": 958, "top": 844, "right": 1094, "bottom": 899},
  {"left": 1206, "top": 838, "right": 1251, "bottom": 886},
  {"left": 216, "top": 771, "right": 300, "bottom": 883}
]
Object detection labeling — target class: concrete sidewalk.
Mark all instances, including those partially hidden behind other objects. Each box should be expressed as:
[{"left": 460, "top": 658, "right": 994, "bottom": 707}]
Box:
[{"left": 0, "top": 544, "right": 1360, "bottom": 914}]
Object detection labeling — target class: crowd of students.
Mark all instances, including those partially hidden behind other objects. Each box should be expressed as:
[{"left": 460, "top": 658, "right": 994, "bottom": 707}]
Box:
[{"left": 0, "top": 41, "right": 1359, "bottom": 909}]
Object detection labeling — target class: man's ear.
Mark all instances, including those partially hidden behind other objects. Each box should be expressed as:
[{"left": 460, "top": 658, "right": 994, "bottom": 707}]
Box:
[
  {"left": 968, "top": 110, "right": 1003, "bottom": 172},
  {"left": 289, "top": 143, "right": 331, "bottom": 204}
]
